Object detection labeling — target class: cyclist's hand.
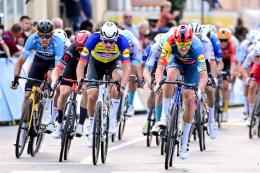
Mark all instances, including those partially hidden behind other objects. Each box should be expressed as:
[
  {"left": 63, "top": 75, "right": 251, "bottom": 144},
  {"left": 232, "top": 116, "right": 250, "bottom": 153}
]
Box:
[
  {"left": 10, "top": 76, "right": 19, "bottom": 90},
  {"left": 153, "top": 83, "right": 161, "bottom": 93},
  {"left": 245, "top": 77, "right": 252, "bottom": 85},
  {"left": 136, "top": 78, "right": 145, "bottom": 88}
]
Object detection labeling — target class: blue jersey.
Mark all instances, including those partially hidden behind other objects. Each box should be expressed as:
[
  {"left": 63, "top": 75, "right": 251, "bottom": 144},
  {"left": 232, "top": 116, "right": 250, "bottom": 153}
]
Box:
[
  {"left": 208, "top": 32, "right": 222, "bottom": 61},
  {"left": 21, "top": 32, "right": 64, "bottom": 63},
  {"left": 80, "top": 32, "right": 130, "bottom": 64},
  {"left": 142, "top": 42, "right": 152, "bottom": 63}
]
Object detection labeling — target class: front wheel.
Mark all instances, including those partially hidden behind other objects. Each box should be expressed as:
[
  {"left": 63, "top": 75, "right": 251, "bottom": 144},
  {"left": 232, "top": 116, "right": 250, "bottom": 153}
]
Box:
[
  {"left": 101, "top": 111, "right": 109, "bottom": 163},
  {"left": 15, "top": 99, "right": 33, "bottom": 158},
  {"left": 92, "top": 101, "right": 102, "bottom": 165}
]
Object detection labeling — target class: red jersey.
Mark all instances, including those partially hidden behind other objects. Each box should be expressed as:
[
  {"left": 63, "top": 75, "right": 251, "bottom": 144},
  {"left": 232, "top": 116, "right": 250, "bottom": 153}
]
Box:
[{"left": 221, "top": 39, "right": 236, "bottom": 63}]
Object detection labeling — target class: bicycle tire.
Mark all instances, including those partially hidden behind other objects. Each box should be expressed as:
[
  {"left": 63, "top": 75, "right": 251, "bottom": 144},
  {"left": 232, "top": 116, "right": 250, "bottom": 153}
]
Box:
[
  {"left": 146, "top": 108, "right": 155, "bottom": 147},
  {"left": 59, "top": 102, "right": 70, "bottom": 162},
  {"left": 249, "top": 94, "right": 260, "bottom": 139},
  {"left": 101, "top": 102, "right": 109, "bottom": 163},
  {"left": 15, "top": 99, "right": 32, "bottom": 158},
  {"left": 30, "top": 102, "right": 45, "bottom": 156},
  {"left": 64, "top": 103, "right": 77, "bottom": 161},
  {"left": 118, "top": 96, "right": 128, "bottom": 141},
  {"left": 165, "top": 104, "right": 178, "bottom": 170},
  {"left": 92, "top": 101, "right": 102, "bottom": 165},
  {"left": 160, "top": 131, "right": 165, "bottom": 155},
  {"left": 195, "top": 101, "right": 204, "bottom": 152},
  {"left": 215, "top": 87, "right": 222, "bottom": 128}
]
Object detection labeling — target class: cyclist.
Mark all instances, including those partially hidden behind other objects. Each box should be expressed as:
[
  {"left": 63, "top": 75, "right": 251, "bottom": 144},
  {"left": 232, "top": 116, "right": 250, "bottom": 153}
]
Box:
[
  {"left": 142, "top": 31, "right": 174, "bottom": 135},
  {"left": 190, "top": 23, "right": 217, "bottom": 139},
  {"left": 242, "top": 43, "right": 260, "bottom": 135},
  {"left": 237, "top": 29, "right": 259, "bottom": 119},
  {"left": 76, "top": 22, "right": 131, "bottom": 147},
  {"left": 51, "top": 30, "right": 91, "bottom": 138},
  {"left": 217, "top": 28, "right": 236, "bottom": 122},
  {"left": 11, "top": 19, "right": 64, "bottom": 134},
  {"left": 119, "top": 29, "right": 144, "bottom": 117},
  {"left": 155, "top": 25, "right": 208, "bottom": 159}
]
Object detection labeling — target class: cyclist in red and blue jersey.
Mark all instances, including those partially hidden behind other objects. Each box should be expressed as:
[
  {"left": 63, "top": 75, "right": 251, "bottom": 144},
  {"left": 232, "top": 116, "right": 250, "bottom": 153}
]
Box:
[
  {"left": 155, "top": 25, "right": 208, "bottom": 159},
  {"left": 76, "top": 22, "right": 131, "bottom": 147}
]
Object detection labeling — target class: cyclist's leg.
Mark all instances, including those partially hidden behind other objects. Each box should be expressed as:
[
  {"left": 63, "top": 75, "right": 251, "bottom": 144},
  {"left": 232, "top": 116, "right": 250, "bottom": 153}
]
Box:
[
  {"left": 222, "top": 60, "right": 230, "bottom": 121},
  {"left": 127, "top": 65, "right": 137, "bottom": 116},
  {"left": 159, "top": 57, "right": 181, "bottom": 126},
  {"left": 180, "top": 62, "right": 200, "bottom": 159}
]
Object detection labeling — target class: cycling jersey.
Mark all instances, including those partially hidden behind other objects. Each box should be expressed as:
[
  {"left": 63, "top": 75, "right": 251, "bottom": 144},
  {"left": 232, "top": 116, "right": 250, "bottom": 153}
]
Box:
[
  {"left": 242, "top": 51, "right": 260, "bottom": 69},
  {"left": 207, "top": 32, "right": 222, "bottom": 61},
  {"left": 80, "top": 32, "right": 130, "bottom": 64},
  {"left": 142, "top": 42, "right": 152, "bottom": 63},
  {"left": 21, "top": 32, "right": 64, "bottom": 63},
  {"left": 56, "top": 43, "right": 81, "bottom": 87},
  {"left": 237, "top": 39, "right": 251, "bottom": 62},
  {"left": 160, "top": 36, "right": 206, "bottom": 72},
  {"left": 159, "top": 36, "right": 206, "bottom": 85},
  {"left": 200, "top": 35, "right": 214, "bottom": 61},
  {"left": 221, "top": 39, "right": 236, "bottom": 63}
]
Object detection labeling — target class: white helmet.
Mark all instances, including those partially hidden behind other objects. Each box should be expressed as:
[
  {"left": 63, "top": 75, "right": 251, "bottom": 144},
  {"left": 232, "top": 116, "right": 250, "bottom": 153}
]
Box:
[
  {"left": 54, "top": 29, "right": 71, "bottom": 47},
  {"left": 253, "top": 43, "right": 260, "bottom": 56},
  {"left": 247, "top": 29, "right": 259, "bottom": 42},
  {"left": 100, "top": 22, "right": 119, "bottom": 40},
  {"left": 190, "top": 23, "right": 203, "bottom": 38},
  {"left": 252, "top": 34, "right": 260, "bottom": 45}
]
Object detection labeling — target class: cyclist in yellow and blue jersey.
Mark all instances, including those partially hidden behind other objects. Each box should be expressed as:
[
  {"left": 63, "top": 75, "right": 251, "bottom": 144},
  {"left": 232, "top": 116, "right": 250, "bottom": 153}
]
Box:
[
  {"left": 76, "top": 22, "right": 131, "bottom": 147},
  {"left": 155, "top": 25, "right": 208, "bottom": 159}
]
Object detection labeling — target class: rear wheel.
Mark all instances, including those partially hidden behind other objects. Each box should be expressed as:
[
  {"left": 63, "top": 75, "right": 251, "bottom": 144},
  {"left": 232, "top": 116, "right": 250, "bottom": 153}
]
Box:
[
  {"left": 15, "top": 99, "right": 33, "bottom": 158},
  {"left": 249, "top": 94, "right": 260, "bottom": 139}
]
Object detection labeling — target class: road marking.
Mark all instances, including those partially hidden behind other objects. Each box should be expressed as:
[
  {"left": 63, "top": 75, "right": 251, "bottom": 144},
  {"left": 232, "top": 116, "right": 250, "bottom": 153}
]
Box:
[
  {"left": 0, "top": 162, "right": 81, "bottom": 165},
  {"left": 111, "top": 172, "right": 160, "bottom": 173},
  {"left": 80, "top": 137, "right": 144, "bottom": 164},
  {"left": 11, "top": 171, "right": 60, "bottom": 173}
]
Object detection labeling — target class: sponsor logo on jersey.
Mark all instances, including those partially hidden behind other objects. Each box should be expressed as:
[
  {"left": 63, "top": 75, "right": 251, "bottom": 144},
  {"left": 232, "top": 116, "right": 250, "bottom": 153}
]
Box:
[
  {"left": 122, "top": 49, "right": 130, "bottom": 57},
  {"left": 198, "top": 55, "right": 205, "bottom": 62},
  {"left": 81, "top": 47, "right": 89, "bottom": 56}
]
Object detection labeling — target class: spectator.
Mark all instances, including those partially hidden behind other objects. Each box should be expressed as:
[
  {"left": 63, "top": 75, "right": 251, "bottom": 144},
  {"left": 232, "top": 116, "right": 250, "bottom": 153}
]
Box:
[
  {"left": 122, "top": 11, "right": 139, "bottom": 39},
  {"left": 52, "top": 17, "right": 64, "bottom": 29},
  {"left": 64, "top": 0, "right": 82, "bottom": 32},
  {"left": 156, "top": 1, "right": 179, "bottom": 33},
  {"left": 2, "top": 23, "right": 22, "bottom": 57},
  {"left": 80, "top": 0, "right": 92, "bottom": 20},
  {"left": 138, "top": 21, "right": 151, "bottom": 49},
  {"left": 18, "top": 15, "right": 32, "bottom": 46},
  {"left": 234, "top": 17, "right": 248, "bottom": 43},
  {"left": 80, "top": 20, "right": 94, "bottom": 33},
  {"left": 0, "top": 25, "right": 11, "bottom": 59}
]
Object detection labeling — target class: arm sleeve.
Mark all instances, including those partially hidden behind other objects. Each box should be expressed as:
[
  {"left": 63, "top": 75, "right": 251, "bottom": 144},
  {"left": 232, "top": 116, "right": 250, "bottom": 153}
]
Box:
[
  {"left": 118, "top": 35, "right": 130, "bottom": 64},
  {"left": 56, "top": 44, "right": 74, "bottom": 70},
  {"left": 230, "top": 41, "right": 236, "bottom": 63},
  {"left": 79, "top": 34, "right": 97, "bottom": 63},
  {"left": 242, "top": 53, "right": 253, "bottom": 69},
  {"left": 159, "top": 41, "right": 172, "bottom": 67},
  {"left": 54, "top": 38, "right": 65, "bottom": 64}
]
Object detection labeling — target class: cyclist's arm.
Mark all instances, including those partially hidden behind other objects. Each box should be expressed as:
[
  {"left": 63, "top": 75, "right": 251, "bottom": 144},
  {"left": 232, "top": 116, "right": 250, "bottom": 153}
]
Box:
[
  {"left": 242, "top": 53, "right": 253, "bottom": 80},
  {"left": 197, "top": 54, "right": 208, "bottom": 92},
  {"left": 1, "top": 42, "right": 11, "bottom": 58},
  {"left": 217, "top": 60, "right": 224, "bottom": 72}
]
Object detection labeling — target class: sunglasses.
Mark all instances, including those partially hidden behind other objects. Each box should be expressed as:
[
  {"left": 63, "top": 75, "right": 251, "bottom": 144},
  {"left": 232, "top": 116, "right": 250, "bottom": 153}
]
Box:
[
  {"left": 102, "top": 39, "right": 117, "bottom": 45},
  {"left": 124, "top": 15, "right": 132, "bottom": 18},
  {"left": 220, "top": 39, "right": 228, "bottom": 43},
  {"left": 176, "top": 41, "right": 192, "bottom": 49},
  {"left": 38, "top": 33, "right": 52, "bottom": 39},
  {"left": 256, "top": 55, "right": 260, "bottom": 58}
]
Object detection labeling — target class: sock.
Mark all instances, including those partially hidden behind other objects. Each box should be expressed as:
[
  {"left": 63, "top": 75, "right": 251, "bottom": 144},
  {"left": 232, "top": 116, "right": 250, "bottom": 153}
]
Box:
[
  {"left": 181, "top": 122, "right": 192, "bottom": 146},
  {"left": 51, "top": 106, "right": 58, "bottom": 123},
  {"left": 146, "top": 108, "right": 150, "bottom": 120},
  {"left": 128, "top": 91, "right": 135, "bottom": 106},
  {"left": 155, "top": 105, "right": 162, "bottom": 122},
  {"left": 87, "top": 117, "right": 94, "bottom": 134},
  {"left": 223, "top": 101, "right": 228, "bottom": 113},
  {"left": 249, "top": 103, "right": 255, "bottom": 115},
  {"left": 110, "top": 99, "right": 120, "bottom": 120},
  {"left": 162, "top": 98, "right": 171, "bottom": 120},
  {"left": 244, "top": 96, "right": 249, "bottom": 113},
  {"left": 208, "top": 106, "right": 215, "bottom": 123},
  {"left": 56, "top": 109, "right": 63, "bottom": 123},
  {"left": 79, "top": 106, "right": 87, "bottom": 125}
]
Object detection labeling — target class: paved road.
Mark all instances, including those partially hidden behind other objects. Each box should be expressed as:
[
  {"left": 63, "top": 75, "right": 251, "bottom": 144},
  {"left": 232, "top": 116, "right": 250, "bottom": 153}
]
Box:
[{"left": 0, "top": 107, "right": 259, "bottom": 173}]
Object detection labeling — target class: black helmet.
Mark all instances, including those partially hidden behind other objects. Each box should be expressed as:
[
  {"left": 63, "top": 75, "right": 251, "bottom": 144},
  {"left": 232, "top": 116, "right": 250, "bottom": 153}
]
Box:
[{"left": 37, "top": 19, "right": 54, "bottom": 33}]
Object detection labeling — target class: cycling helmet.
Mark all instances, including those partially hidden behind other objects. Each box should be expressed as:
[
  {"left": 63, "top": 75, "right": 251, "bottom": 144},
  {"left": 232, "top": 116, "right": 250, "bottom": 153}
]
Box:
[
  {"left": 217, "top": 28, "right": 231, "bottom": 40},
  {"left": 37, "top": 19, "right": 54, "bottom": 33},
  {"left": 247, "top": 29, "right": 260, "bottom": 42},
  {"left": 174, "top": 25, "right": 193, "bottom": 43},
  {"left": 54, "top": 29, "right": 68, "bottom": 42},
  {"left": 100, "top": 22, "right": 119, "bottom": 40},
  {"left": 253, "top": 43, "right": 260, "bottom": 56},
  {"left": 190, "top": 23, "right": 203, "bottom": 38},
  {"left": 75, "top": 30, "right": 91, "bottom": 47}
]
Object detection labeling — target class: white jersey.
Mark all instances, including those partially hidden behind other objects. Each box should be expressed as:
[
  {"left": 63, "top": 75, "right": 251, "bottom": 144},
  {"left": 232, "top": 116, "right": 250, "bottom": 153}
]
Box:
[
  {"left": 237, "top": 39, "right": 251, "bottom": 62},
  {"left": 242, "top": 51, "right": 260, "bottom": 69},
  {"left": 200, "top": 35, "right": 214, "bottom": 61}
]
